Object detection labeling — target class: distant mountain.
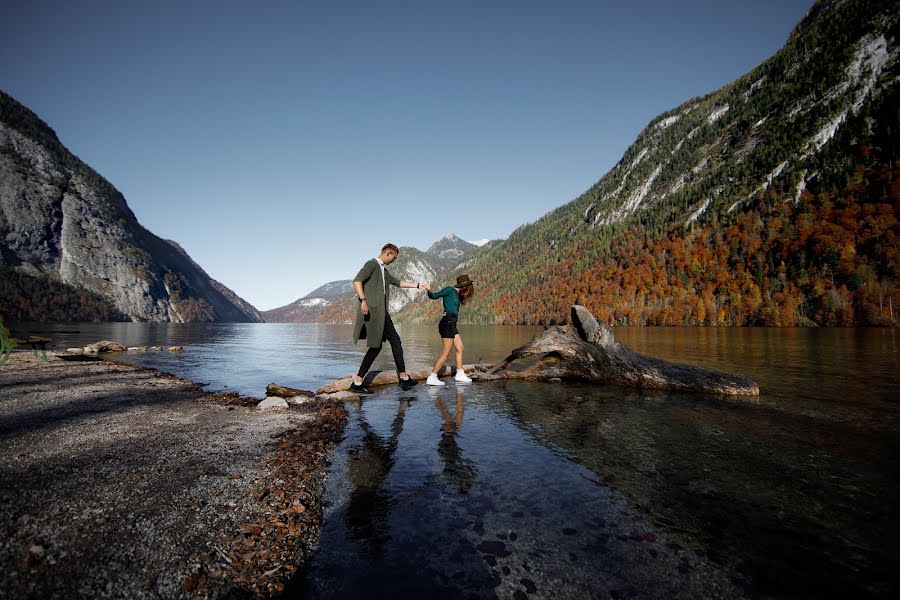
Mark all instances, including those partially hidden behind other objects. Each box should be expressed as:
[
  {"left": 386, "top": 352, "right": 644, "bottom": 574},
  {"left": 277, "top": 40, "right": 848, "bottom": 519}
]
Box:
[
  {"left": 260, "top": 280, "right": 354, "bottom": 323},
  {"left": 406, "top": 0, "right": 898, "bottom": 327},
  {"left": 426, "top": 234, "right": 478, "bottom": 261},
  {"left": 0, "top": 91, "right": 262, "bottom": 323},
  {"left": 263, "top": 235, "right": 485, "bottom": 323}
]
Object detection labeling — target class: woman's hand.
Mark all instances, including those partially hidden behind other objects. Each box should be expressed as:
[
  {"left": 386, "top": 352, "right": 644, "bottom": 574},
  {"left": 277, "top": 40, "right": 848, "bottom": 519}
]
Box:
[{"left": 361, "top": 299, "right": 369, "bottom": 316}]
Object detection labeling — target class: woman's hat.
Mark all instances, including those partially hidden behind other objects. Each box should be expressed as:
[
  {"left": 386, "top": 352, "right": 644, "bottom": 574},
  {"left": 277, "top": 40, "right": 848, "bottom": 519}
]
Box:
[{"left": 455, "top": 274, "right": 474, "bottom": 288}]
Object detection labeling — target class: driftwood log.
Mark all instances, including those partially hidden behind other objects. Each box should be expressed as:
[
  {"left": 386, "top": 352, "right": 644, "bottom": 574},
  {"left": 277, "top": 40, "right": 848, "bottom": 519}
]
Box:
[{"left": 477, "top": 305, "right": 759, "bottom": 396}]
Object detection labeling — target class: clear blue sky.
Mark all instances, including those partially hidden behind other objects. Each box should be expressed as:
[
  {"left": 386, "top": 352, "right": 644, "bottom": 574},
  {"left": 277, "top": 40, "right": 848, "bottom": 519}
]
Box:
[{"left": 1, "top": 0, "right": 812, "bottom": 310}]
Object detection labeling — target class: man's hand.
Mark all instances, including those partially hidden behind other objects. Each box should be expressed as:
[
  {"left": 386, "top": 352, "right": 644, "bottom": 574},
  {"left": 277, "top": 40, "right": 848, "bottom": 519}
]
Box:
[
  {"left": 421, "top": 283, "right": 431, "bottom": 292},
  {"left": 361, "top": 299, "right": 369, "bottom": 316}
]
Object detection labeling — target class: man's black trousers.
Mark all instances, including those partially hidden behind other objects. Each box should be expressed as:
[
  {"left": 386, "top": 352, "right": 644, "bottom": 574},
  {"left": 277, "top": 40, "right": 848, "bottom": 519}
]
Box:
[{"left": 357, "top": 308, "right": 406, "bottom": 377}]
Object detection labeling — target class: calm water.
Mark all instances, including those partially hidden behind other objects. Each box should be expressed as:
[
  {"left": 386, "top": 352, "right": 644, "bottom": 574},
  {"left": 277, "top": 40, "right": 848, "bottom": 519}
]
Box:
[{"left": 15, "top": 323, "right": 900, "bottom": 597}]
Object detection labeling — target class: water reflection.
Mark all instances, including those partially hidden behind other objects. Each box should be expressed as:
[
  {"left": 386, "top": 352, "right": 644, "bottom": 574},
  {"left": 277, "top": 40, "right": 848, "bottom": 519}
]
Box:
[
  {"left": 293, "top": 386, "right": 745, "bottom": 599},
  {"left": 344, "top": 397, "right": 412, "bottom": 556},
  {"left": 433, "top": 389, "right": 477, "bottom": 495}
]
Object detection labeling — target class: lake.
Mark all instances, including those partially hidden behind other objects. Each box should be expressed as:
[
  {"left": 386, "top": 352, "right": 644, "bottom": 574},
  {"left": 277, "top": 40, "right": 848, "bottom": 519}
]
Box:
[{"left": 12, "top": 323, "right": 900, "bottom": 597}]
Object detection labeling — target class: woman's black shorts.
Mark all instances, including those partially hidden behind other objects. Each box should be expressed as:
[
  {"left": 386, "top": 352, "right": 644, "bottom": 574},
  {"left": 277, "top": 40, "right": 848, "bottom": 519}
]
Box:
[{"left": 438, "top": 314, "right": 459, "bottom": 338}]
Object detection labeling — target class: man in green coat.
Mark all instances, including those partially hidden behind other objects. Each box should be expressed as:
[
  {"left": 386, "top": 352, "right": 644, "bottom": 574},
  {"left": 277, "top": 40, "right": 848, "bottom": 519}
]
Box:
[{"left": 350, "top": 243, "right": 430, "bottom": 394}]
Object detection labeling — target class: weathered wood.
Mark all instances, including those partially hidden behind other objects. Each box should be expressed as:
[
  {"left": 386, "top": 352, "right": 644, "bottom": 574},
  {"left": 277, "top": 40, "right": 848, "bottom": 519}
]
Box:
[
  {"left": 266, "top": 384, "right": 315, "bottom": 398},
  {"left": 480, "top": 305, "right": 759, "bottom": 396}
]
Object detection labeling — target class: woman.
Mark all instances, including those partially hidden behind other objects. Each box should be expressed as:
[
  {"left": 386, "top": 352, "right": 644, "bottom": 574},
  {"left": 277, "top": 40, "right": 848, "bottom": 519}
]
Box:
[{"left": 426, "top": 274, "right": 474, "bottom": 386}]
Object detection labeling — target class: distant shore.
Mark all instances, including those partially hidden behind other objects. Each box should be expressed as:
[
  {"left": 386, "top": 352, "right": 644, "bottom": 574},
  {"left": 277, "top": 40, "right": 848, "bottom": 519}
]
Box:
[{"left": 0, "top": 352, "right": 346, "bottom": 598}]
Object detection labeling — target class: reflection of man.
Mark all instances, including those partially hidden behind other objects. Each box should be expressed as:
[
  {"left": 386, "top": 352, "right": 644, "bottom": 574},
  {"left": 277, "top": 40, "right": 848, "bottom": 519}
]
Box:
[
  {"left": 433, "top": 390, "right": 477, "bottom": 494},
  {"left": 350, "top": 243, "right": 429, "bottom": 394},
  {"left": 344, "top": 398, "right": 410, "bottom": 556}
]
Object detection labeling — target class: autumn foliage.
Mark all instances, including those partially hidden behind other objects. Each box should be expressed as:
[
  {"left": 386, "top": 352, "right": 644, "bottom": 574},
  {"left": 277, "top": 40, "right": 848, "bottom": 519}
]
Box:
[{"left": 464, "top": 158, "right": 898, "bottom": 327}]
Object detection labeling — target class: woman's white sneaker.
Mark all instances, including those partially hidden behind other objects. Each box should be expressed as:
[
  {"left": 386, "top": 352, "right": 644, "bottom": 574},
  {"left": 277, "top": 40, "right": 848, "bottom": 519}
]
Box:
[
  {"left": 454, "top": 371, "right": 472, "bottom": 383},
  {"left": 426, "top": 373, "right": 446, "bottom": 386}
]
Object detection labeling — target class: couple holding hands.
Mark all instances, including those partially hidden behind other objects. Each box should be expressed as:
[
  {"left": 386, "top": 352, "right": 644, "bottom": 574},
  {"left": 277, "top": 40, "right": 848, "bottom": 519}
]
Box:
[{"left": 349, "top": 243, "right": 475, "bottom": 395}]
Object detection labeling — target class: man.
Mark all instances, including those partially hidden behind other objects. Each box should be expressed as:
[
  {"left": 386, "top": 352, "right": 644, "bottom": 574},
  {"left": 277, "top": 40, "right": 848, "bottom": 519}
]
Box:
[{"left": 350, "top": 243, "right": 429, "bottom": 394}]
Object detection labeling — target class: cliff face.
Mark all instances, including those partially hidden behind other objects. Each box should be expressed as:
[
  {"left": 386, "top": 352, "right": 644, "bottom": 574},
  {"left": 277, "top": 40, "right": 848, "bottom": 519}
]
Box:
[{"left": 0, "top": 91, "right": 261, "bottom": 322}]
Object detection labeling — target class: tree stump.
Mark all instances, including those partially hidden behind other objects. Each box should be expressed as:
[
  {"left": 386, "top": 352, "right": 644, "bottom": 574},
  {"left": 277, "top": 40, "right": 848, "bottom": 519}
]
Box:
[{"left": 481, "top": 305, "right": 759, "bottom": 396}]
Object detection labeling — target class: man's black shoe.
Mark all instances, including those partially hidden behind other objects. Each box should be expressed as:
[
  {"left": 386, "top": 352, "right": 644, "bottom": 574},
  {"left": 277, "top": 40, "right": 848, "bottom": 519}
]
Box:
[
  {"left": 349, "top": 382, "right": 375, "bottom": 395},
  {"left": 399, "top": 377, "right": 419, "bottom": 391}
]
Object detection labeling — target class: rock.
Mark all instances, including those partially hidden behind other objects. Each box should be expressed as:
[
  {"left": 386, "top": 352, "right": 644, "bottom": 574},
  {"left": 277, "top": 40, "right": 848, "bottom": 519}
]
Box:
[
  {"left": 84, "top": 340, "right": 126, "bottom": 353},
  {"left": 66, "top": 348, "right": 84, "bottom": 354},
  {"left": 266, "top": 383, "right": 315, "bottom": 398},
  {"left": 168, "top": 346, "right": 184, "bottom": 353},
  {"left": 315, "top": 391, "right": 360, "bottom": 401},
  {"left": 127, "top": 346, "right": 147, "bottom": 352},
  {"left": 315, "top": 364, "right": 493, "bottom": 394},
  {"left": 257, "top": 397, "right": 289, "bottom": 410},
  {"left": 286, "top": 395, "right": 314, "bottom": 406},
  {"left": 150, "top": 346, "right": 163, "bottom": 352},
  {"left": 486, "top": 305, "right": 759, "bottom": 396}
]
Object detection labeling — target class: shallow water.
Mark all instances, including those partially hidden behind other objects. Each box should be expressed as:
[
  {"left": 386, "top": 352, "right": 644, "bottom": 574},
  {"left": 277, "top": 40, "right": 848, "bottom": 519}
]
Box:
[
  {"left": 290, "top": 379, "right": 899, "bottom": 598},
  {"left": 16, "top": 323, "right": 900, "bottom": 596},
  {"left": 289, "top": 384, "right": 742, "bottom": 599}
]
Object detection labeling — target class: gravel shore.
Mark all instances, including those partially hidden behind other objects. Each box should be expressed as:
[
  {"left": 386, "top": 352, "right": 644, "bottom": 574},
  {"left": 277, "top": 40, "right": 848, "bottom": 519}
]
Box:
[{"left": 0, "top": 352, "right": 346, "bottom": 598}]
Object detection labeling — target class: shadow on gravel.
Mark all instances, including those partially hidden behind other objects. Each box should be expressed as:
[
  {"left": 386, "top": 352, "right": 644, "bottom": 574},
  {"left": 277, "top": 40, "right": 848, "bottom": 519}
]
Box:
[{"left": 0, "top": 381, "right": 203, "bottom": 438}]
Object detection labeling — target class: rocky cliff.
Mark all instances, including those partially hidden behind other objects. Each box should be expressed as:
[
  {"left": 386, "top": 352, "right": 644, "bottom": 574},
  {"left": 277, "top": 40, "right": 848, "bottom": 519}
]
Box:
[{"left": 0, "top": 91, "right": 261, "bottom": 322}]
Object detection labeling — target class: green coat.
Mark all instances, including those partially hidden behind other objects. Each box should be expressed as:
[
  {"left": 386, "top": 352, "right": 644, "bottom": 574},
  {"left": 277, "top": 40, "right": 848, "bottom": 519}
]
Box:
[{"left": 352, "top": 258, "right": 401, "bottom": 348}]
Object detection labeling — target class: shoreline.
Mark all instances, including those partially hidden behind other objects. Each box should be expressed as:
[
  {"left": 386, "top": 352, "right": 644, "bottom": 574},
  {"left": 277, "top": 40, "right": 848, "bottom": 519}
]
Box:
[{"left": 0, "top": 352, "right": 346, "bottom": 598}]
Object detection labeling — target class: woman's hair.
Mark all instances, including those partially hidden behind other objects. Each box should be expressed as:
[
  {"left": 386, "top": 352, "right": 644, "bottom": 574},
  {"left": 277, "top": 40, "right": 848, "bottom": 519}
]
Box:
[{"left": 457, "top": 283, "right": 474, "bottom": 305}]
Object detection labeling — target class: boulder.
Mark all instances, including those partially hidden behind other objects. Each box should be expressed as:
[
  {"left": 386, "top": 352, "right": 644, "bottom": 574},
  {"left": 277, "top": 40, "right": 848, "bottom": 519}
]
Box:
[
  {"left": 257, "top": 396, "right": 289, "bottom": 410},
  {"left": 127, "top": 346, "right": 147, "bottom": 352},
  {"left": 84, "top": 340, "right": 126, "bottom": 353},
  {"left": 168, "top": 346, "right": 184, "bottom": 353}
]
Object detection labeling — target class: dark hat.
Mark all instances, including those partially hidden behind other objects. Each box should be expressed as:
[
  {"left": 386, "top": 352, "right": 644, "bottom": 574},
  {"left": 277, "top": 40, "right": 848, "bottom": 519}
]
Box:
[{"left": 455, "top": 274, "right": 474, "bottom": 288}]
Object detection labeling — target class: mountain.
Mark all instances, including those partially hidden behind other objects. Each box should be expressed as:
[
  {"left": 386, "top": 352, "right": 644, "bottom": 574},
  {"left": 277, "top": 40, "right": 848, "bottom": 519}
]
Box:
[
  {"left": 260, "top": 280, "right": 354, "bottom": 323},
  {"left": 426, "top": 234, "right": 478, "bottom": 261},
  {"left": 263, "top": 236, "right": 484, "bottom": 323},
  {"left": 402, "top": 0, "right": 898, "bottom": 327},
  {"left": 0, "top": 91, "right": 262, "bottom": 323}
]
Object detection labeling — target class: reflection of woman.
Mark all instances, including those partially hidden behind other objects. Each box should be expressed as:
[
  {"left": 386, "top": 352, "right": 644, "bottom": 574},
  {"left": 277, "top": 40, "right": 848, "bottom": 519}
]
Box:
[
  {"left": 344, "top": 398, "right": 409, "bottom": 556},
  {"left": 433, "top": 390, "right": 477, "bottom": 494}
]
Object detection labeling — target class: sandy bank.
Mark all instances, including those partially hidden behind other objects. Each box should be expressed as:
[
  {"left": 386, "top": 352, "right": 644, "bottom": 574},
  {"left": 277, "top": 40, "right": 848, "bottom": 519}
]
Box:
[{"left": 0, "top": 352, "right": 346, "bottom": 598}]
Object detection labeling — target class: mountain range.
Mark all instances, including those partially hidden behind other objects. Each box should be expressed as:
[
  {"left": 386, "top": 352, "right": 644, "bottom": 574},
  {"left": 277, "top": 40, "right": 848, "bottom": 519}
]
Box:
[
  {"left": 399, "top": 0, "right": 899, "bottom": 327},
  {"left": 1, "top": 0, "right": 896, "bottom": 327},
  {"left": 261, "top": 235, "right": 487, "bottom": 323}
]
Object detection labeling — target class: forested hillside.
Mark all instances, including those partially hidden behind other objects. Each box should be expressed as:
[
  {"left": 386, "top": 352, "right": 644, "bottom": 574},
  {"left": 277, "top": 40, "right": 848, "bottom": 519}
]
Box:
[{"left": 400, "top": 0, "right": 898, "bottom": 327}]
